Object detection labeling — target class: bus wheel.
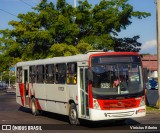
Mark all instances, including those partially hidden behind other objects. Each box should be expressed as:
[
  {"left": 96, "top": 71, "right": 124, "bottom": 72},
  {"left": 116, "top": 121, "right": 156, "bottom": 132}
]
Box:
[
  {"left": 31, "top": 98, "right": 39, "bottom": 116},
  {"left": 69, "top": 103, "right": 79, "bottom": 125}
]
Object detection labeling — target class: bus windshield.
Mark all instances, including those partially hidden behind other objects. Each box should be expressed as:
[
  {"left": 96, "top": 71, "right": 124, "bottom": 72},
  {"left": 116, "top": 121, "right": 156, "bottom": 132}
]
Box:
[{"left": 91, "top": 56, "right": 143, "bottom": 99}]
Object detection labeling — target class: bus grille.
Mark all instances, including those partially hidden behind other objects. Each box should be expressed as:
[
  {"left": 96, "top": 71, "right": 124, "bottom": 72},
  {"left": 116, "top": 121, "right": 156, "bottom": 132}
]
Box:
[{"left": 105, "top": 111, "right": 135, "bottom": 117}]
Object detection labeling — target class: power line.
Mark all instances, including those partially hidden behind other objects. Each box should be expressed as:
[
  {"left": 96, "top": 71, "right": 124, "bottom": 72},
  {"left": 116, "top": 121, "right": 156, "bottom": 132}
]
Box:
[
  {"left": 0, "top": 0, "right": 37, "bottom": 18},
  {"left": 27, "top": 0, "right": 41, "bottom": 5},
  {"left": 0, "top": 9, "right": 17, "bottom": 17},
  {"left": 19, "top": 0, "right": 33, "bottom": 8}
]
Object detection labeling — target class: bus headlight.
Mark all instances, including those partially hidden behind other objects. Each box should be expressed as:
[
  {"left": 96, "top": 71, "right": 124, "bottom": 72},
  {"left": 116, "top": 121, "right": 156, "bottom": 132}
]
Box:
[
  {"left": 139, "top": 96, "right": 145, "bottom": 107},
  {"left": 93, "top": 99, "right": 100, "bottom": 109}
]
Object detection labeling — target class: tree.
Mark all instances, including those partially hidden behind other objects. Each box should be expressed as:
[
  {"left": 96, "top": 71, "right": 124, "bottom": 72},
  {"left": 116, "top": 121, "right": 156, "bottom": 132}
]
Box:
[
  {"left": 48, "top": 43, "right": 79, "bottom": 57},
  {"left": 77, "top": 40, "right": 93, "bottom": 54},
  {"left": 114, "top": 35, "right": 141, "bottom": 52},
  {"left": 0, "top": 0, "right": 151, "bottom": 71},
  {"left": 48, "top": 41, "right": 93, "bottom": 57}
]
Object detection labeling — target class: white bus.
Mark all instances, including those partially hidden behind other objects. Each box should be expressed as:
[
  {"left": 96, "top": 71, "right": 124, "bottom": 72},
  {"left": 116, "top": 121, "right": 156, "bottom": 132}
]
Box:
[{"left": 15, "top": 51, "right": 146, "bottom": 125}]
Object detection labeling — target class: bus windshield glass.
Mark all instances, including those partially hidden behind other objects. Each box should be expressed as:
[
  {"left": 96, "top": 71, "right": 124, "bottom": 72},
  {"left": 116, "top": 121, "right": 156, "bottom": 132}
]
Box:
[{"left": 91, "top": 55, "right": 143, "bottom": 98}]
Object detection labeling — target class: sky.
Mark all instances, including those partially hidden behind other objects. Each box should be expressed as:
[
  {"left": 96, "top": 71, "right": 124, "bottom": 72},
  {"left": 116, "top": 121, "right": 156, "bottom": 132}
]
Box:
[{"left": 0, "top": 0, "right": 157, "bottom": 54}]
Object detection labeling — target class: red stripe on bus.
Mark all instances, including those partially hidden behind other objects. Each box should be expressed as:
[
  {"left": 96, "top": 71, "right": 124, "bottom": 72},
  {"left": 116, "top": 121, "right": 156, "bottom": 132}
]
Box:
[
  {"left": 88, "top": 82, "right": 93, "bottom": 108},
  {"left": 36, "top": 99, "right": 42, "bottom": 110},
  {"left": 19, "top": 83, "right": 25, "bottom": 106},
  {"left": 89, "top": 52, "right": 139, "bottom": 58},
  {"left": 28, "top": 83, "right": 30, "bottom": 106},
  {"left": 97, "top": 97, "right": 141, "bottom": 110},
  {"left": 88, "top": 54, "right": 93, "bottom": 108}
]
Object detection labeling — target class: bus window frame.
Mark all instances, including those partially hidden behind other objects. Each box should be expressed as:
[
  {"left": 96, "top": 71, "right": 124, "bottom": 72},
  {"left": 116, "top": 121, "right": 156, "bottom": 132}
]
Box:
[
  {"left": 45, "top": 64, "right": 55, "bottom": 84},
  {"left": 29, "top": 65, "right": 36, "bottom": 83},
  {"left": 55, "top": 63, "right": 66, "bottom": 84},
  {"left": 16, "top": 67, "right": 22, "bottom": 83},
  {"left": 36, "top": 65, "right": 45, "bottom": 83},
  {"left": 67, "top": 62, "right": 77, "bottom": 85}
]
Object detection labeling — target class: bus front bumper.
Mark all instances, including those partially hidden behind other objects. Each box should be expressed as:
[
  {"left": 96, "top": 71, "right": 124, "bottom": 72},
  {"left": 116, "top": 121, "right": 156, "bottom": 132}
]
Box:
[{"left": 89, "top": 106, "right": 146, "bottom": 121}]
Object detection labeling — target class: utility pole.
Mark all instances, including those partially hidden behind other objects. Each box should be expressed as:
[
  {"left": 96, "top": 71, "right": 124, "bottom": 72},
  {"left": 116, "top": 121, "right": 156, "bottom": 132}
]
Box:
[{"left": 156, "top": 0, "right": 160, "bottom": 109}]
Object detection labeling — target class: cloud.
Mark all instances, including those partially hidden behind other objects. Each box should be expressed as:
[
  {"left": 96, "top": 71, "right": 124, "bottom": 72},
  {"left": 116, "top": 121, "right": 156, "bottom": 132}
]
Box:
[{"left": 140, "top": 40, "right": 157, "bottom": 54}]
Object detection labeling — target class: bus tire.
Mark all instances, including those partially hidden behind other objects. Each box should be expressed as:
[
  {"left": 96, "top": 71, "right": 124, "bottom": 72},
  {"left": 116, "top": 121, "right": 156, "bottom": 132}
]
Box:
[
  {"left": 69, "top": 103, "right": 79, "bottom": 125},
  {"left": 31, "top": 98, "right": 39, "bottom": 116}
]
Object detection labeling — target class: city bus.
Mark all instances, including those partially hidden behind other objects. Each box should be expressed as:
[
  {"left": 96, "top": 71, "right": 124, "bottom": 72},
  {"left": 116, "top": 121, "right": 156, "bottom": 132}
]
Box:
[{"left": 15, "top": 51, "right": 146, "bottom": 125}]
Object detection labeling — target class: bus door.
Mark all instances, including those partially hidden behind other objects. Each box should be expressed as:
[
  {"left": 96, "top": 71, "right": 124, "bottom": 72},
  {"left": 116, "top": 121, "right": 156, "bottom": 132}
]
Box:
[
  {"left": 23, "top": 68, "right": 29, "bottom": 107},
  {"left": 80, "top": 67, "right": 89, "bottom": 118}
]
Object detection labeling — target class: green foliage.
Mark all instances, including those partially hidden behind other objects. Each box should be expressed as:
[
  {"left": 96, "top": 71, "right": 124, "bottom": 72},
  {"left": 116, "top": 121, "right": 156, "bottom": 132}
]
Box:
[
  {"left": 0, "top": 0, "right": 151, "bottom": 77},
  {"left": 114, "top": 36, "right": 141, "bottom": 52},
  {"left": 146, "top": 106, "right": 159, "bottom": 111},
  {"left": 77, "top": 40, "right": 93, "bottom": 54},
  {"left": 48, "top": 41, "right": 93, "bottom": 57},
  {"left": 49, "top": 43, "right": 79, "bottom": 57}
]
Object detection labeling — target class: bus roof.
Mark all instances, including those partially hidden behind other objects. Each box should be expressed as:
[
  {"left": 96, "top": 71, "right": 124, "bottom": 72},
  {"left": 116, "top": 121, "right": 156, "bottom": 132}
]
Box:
[{"left": 16, "top": 51, "right": 139, "bottom": 67}]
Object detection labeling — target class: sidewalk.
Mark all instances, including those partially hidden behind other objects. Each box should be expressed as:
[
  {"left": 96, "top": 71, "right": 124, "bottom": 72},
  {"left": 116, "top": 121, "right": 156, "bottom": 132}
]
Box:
[
  {"left": 0, "top": 90, "right": 6, "bottom": 95},
  {"left": 0, "top": 88, "right": 16, "bottom": 95},
  {"left": 6, "top": 88, "right": 16, "bottom": 93}
]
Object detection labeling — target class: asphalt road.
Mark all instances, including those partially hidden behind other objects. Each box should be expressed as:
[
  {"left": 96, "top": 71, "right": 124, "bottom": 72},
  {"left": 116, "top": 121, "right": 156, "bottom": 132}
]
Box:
[{"left": 0, "top": 91, "right": 160, "bottom": 133}]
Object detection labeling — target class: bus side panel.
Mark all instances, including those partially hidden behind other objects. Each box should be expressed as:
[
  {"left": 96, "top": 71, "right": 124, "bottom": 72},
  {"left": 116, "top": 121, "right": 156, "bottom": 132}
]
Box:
[
  {"left": 67, "top": 84, "right": 79, "bottom": 112},
  {"left": 46, "top": 84, "right": 68, "bottom": 115},
  {"left": 45, "top": 84, "right": 58, "bottom": 114},
  {"left": 44, "top": 83, "right": 78, "bottom": 116},
  {"left": 46, "top": 101, "right": 57, "bottom": 113},
  {"left": 16, "top": 83, "right": 25, "bottom": 106},
  {"left": 33, "top": 84, "right": 47, "bottom": 111}
]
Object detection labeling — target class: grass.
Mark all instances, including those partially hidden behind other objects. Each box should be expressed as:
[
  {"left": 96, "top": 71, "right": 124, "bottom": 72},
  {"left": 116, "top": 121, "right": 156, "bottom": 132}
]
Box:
[{"left": 146, "top": 106, "right": 159, "bottom": 111}]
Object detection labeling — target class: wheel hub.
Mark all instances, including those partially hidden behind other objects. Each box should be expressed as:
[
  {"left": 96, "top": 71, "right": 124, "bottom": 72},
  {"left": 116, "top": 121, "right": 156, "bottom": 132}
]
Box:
[
  {"left": 70, "top": 109, "right": 76, "bottom": 120},
  {"left": 32, "top": 102, "right": 36, "bottom": 112}
]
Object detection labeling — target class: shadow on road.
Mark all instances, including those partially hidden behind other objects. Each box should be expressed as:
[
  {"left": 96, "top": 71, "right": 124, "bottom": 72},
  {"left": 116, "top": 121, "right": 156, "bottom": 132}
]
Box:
[
  {"left": 18, "top": 106, "right": 69, "bottom": 123},
  {"left": 18, "top": 106, "right": 140, "bottom": 129},
  {"left": 42, "top": 111, "right": 69, "bottom": 123},
  {"left": 18, "top": 106, "right": 32, "bottom": 114},
  {"left": 79, "top": 118, "right": 140, "bottom": 129}
]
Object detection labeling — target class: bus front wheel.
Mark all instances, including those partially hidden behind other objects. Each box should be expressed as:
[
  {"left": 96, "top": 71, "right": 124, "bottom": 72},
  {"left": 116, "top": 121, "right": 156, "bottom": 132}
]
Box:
[
  {"left": 69, "top": 103, "right": 79, "bottom": 125},
  {"left": 31, "top": 98, "right": 39, "bottom": 116}
]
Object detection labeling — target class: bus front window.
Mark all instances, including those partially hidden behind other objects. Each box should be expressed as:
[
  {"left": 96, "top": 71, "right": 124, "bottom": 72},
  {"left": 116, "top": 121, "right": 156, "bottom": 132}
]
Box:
[{"left": 91, "top": 63, "right": 143, "bottom": 98}]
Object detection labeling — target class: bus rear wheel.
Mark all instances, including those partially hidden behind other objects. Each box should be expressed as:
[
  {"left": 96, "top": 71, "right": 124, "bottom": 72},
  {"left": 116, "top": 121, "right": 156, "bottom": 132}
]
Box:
[
  {"left": 31, "top": 98, "right": 39, "bottom": 116},
  {"left": 69, "top": 103, "right": 79, "bottom": 125}
]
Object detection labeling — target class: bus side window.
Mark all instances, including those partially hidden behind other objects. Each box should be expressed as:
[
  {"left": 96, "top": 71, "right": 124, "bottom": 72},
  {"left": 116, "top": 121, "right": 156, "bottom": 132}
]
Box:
[
  {"left": 37, "top": 65, "right": 44, "bottom": 83},
  {"left": 67, "top": 63, "right": 77, "bottom": 84},
  {"left": 17, "top": 67, "right": 22, "bottom": 83},
  {"left": 45, "top": 64, "right": 54, "bottom": 83},
  {"left": 55, "top": 63, "right": 66, "bottom": 84},
  {"left": 29, "top": 66, "right": 36, "bottom": 83}
]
